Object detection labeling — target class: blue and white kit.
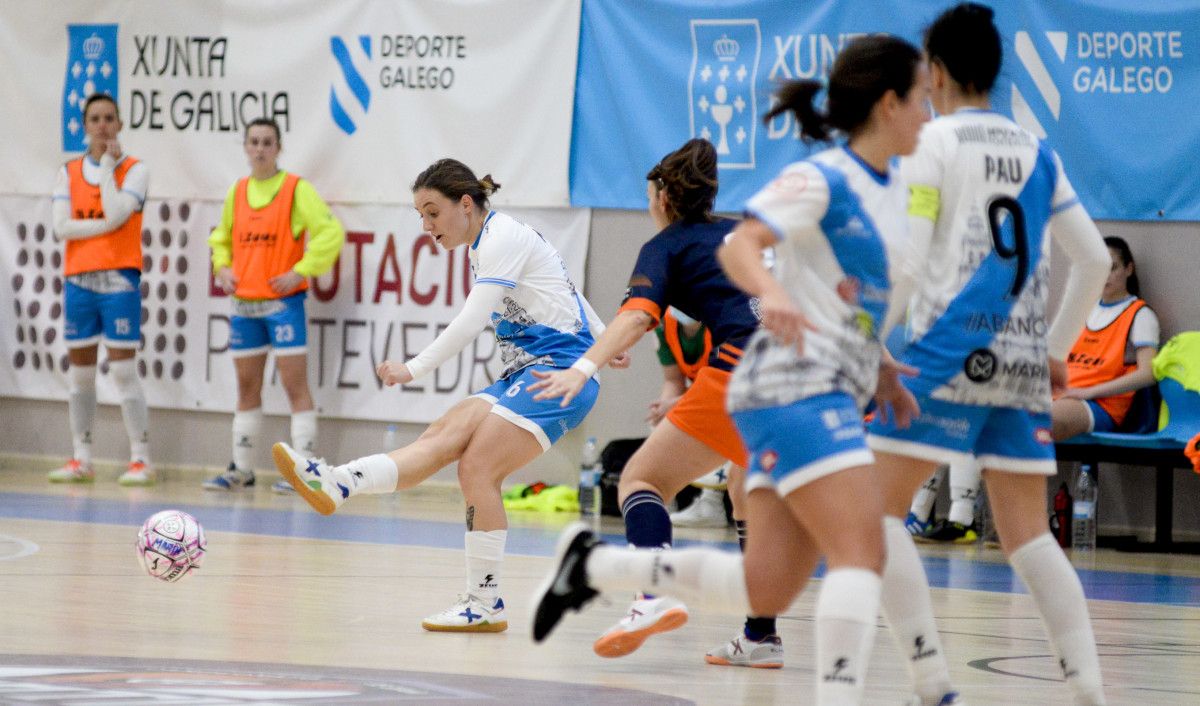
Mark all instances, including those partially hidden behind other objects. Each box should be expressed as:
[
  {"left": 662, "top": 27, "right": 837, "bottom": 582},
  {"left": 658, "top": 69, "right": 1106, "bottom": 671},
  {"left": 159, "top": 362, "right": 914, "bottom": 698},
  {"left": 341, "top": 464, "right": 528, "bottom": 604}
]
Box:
[
  {"left": 405, "top": 211, "right": 604, "bottom": 450},
  {"left": 868, "top": 109, "right": 1109, "bottom": 473},
  {"left": 229, "top": 292, "right": 308, "bottom": 357},
  {"left": 729, "top": 146, "right": 911, "bottom": 494}
]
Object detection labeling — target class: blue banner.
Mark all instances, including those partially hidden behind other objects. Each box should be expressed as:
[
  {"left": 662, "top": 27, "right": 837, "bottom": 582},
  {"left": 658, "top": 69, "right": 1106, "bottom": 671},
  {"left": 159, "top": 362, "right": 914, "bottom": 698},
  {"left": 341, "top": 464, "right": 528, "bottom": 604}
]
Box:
[
  {"left": 62, "top": 24, "right": 119, "bottom": 152},
  {"left": 570, "top": 0, "right": 1200, "bottom": 221}
]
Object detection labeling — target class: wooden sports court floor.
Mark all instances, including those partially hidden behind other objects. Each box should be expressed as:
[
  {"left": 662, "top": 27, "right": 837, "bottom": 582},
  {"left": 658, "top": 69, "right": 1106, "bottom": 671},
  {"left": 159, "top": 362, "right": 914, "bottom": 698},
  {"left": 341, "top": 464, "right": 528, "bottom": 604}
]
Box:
[{"left": 0, "top": 461, "right": 1197, "bottom": 705}]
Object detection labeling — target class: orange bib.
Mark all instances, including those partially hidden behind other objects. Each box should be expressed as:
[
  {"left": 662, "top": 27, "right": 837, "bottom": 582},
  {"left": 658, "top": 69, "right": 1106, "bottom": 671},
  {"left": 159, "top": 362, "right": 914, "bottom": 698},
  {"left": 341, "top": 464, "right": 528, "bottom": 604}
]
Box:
[
  {"left": 663, "top": 311, "right": 713, "bottom": 382},
  {"left": 1066, "top": 299, "right": 1146, "bottom": 425},
  {"left": 64, "top": 157, "right": 144, "bottom": 276},
  {"left": 230, "top": 173, "right": 306, "bottom": 300}
]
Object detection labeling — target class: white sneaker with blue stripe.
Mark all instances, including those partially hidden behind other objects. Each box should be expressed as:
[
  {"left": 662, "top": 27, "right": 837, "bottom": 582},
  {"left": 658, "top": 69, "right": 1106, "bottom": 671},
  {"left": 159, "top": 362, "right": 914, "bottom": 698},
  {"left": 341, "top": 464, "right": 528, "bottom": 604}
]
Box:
[
  {"left": 202, "top": 463, "right": 255, "bottom": 491},
  {"left": 422, "top": 594, "right": 508, "bottom": 633},
  {"left": 271, "top": 442, "right": 346, "bottom": 515},
  {"left": 905, "top": 692, "right": 965, "bottom": 706}
]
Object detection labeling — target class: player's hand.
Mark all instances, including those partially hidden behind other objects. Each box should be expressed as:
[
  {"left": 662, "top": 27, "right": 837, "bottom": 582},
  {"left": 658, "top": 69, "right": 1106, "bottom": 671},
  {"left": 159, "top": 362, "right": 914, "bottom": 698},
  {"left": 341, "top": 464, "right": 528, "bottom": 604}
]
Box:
[
  {"left": 528, "top": 368, "right": 588, "bottom": 407},
  {"left": 873, "top": 358, "right": 920, "bottom": 428},
  {"left": 758, "top": 288, "right": 814, "bottom": 354},
  {"left": 104, "top": 138, "right": 122, "bottom": 161},
  {"left": 214, "top": 266, "right": 238, "bottom": 295},
  {"left": 1048, "top": 357, "right": 1068, "bottom": 398},
  {"left": 269, "top": 270, "right": 304, "bottom": 295},
  {"left": 376, "top": 360, "right": 413, "bottom": 387},
  {"left": 646, "top": 394, "right": 681, "bottom": 426},
  {"left": 608, "top": 351, "right": 632, "bottom": 369}
]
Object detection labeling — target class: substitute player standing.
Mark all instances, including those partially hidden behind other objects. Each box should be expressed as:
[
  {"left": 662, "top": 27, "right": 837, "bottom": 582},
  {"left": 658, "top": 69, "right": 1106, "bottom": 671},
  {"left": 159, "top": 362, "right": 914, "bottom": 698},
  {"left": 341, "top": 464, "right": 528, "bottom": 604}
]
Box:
[
  {"left": 203, "top": 117, "right": 345, "bottom": 492},
  {"left": 50, "top": 93, "right": 153, "bottom": 486}
]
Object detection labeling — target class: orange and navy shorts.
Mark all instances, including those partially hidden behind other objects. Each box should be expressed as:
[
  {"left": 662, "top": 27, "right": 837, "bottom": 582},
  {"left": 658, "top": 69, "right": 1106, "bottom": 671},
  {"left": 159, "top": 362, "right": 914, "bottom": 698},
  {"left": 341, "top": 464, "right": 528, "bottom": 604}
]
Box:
[{"left": 666, "top": 365, "right": 749, "bottom": 468}]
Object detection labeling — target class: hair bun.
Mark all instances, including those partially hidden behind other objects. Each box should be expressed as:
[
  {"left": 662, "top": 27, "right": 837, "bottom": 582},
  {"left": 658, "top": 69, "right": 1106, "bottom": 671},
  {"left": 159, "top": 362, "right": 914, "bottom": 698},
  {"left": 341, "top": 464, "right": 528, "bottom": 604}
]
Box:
[{"left": 479, "top": 174, "right": 502, "bottom": 194}]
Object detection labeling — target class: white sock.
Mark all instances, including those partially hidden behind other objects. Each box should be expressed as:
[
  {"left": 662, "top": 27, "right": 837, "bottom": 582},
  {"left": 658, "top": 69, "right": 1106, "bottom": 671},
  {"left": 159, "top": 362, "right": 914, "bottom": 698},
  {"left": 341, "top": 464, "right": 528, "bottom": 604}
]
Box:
[
  {"left": 909, "top": 465, "right": 944, "bottom": 521},
  {"left": 67, "top": 363, "right": 97, "bottom": 464},
  {"left": 290, "top": 409, "right": 318, "bottom": 456},
  {"left": 337, "top": 454, "right": 398, "bottom": 495},
  {"left": 815, "top": 567, "right": 881, "bottom": 706},
  {"left": 880, "top": 516, "right": 954, "bottom": 700},
  {"left": 108, "top": 359, "right": 150, "bottom": 464},
  {"left": 465, "top": 529, "right": 506, "bottom": 603},
  {"left": 948, "top": 458, "right": 981, "bottom": 526},
  {"left": 1010, "top": 533, "right": 1106, "bottom": 705},
  {"left": 585, "top": 545, "right": 750, "bottom": 614},
  {"left": 231, "top": 408, "right": 262, "bottom": 471}
]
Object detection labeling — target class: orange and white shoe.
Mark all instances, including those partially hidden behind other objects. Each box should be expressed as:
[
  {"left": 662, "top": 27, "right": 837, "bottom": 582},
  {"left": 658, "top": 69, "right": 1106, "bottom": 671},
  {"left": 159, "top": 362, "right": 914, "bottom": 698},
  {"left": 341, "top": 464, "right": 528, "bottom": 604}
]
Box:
[
  {"left": 48, "top": 459, "right": 94, "bottom": 483},
  {"left": 593, "top": 596, "right": 689, "bottom": 658},
  {"left": 118, "top": 461, "right": 155, "bottom": 487}
]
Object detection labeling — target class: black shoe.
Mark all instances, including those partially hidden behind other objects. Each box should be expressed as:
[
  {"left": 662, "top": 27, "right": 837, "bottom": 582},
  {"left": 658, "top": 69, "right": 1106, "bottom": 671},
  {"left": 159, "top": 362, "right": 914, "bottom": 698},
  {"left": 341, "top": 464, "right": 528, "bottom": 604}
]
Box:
[
  {"left": 531, "top": 522, "right": 601, "bottom": 643},
  {"left": 915, "top": 519, "right": 978, "bottom": 544}
]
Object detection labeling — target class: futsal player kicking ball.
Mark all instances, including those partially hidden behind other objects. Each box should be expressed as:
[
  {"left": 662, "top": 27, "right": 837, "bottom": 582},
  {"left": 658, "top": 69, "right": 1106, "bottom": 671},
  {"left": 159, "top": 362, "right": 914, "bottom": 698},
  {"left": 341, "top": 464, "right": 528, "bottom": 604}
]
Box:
[{"left": 273, "top": 159, "right": 611, "bottom": 633}]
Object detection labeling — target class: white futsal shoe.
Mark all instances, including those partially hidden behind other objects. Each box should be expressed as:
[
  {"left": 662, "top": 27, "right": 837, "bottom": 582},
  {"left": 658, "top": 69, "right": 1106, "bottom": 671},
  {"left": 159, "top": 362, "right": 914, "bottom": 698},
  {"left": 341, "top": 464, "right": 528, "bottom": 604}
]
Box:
[
  {"left": 422, "top": 594, "right": 508, "bottom": 633},
  {"left": 691, "top": 463, "right": 731, "bottom": 490},
  {"left": 670, "top": 488, "right": 728, "bottom": 528},
  {"left": 271, "top": 442, "right": 346, "bottom": 515},
  {"left": 593, "top": 595, "right": 689, "bottom": 657},
  {"left": 704, "top": 632, "right": 784, "bottom": 668}
]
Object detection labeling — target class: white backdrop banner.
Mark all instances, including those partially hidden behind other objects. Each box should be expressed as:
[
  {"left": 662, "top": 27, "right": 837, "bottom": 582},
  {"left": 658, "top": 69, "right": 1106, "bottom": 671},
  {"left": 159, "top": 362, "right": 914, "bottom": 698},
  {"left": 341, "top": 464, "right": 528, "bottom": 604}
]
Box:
[
  {"left": 0, "top": 0, "right": 580, "bottom": 207},
  {"left": 0, "top": 195, "right": 592, "bottom": 423}
]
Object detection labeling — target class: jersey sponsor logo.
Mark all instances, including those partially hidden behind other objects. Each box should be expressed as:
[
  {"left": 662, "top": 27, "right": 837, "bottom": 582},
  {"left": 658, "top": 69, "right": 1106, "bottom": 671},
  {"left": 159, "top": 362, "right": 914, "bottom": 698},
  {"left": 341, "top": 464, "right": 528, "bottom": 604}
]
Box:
[
  {"left": 1035, "top": 427, "right": 1054, "bottom": 445},
  {"left": 964, "top": 349, "right": 997, "bottom": 382},
  {"left": 329, "top": 35, "right": 372, "bottom": 135},
  {"left": 766, "top": 171, "right": 808, "bottom": 195},
  {"left": 689, "top": 20, "right": 760, "bottom": 169},
  {"left": 965, "top": 312, "right": 1048, "bottom": 338},
  {"left": 758, "top": 449, "right": 779, "bottom": 472},
  {"left": 62, "top": 25, "right": 119, "bottom": 152}
]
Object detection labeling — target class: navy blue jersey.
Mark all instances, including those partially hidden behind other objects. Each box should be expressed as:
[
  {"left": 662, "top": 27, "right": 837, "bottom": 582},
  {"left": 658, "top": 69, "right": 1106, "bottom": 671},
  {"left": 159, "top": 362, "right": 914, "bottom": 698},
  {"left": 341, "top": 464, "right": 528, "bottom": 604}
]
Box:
[{"left": 619, "top": 217, "right": 758, "bottom": 371}]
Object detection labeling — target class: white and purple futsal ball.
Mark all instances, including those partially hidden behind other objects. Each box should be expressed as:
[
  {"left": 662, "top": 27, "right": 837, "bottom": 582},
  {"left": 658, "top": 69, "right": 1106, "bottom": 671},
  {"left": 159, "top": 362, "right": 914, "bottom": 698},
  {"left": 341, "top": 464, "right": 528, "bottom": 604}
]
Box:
[{"left": 136, "top": 510, "right": 206, "bottom": 583}]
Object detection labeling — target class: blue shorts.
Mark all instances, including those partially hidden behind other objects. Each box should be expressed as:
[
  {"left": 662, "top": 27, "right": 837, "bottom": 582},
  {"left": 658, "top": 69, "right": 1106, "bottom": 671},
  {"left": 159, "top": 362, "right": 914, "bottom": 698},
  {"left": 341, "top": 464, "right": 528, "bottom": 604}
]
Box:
[
  {"left": 230, "top": 292, "right": 307, "bottom": 357},
  {"left": 63, "top": 270, "right": 141, "bottom": 349},
  {"left": 1085, "top": 400, "right": 1118, "bottom": 433},
  {"left": 734, "top": 392, "right": 874, "bottom": 497},
  {"left": 472, "top": 365, "right": 599, "bottom": 451},
  {"left": 867, "top": 392, "right": 1056, "bottom": 475}
]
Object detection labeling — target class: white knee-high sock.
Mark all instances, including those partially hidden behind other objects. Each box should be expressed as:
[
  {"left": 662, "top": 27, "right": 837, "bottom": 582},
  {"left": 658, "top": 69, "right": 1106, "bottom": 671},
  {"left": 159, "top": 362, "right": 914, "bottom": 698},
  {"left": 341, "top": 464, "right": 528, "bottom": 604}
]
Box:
[
  {"left": 290, "top": 409, "right": 318, "bottom": 456},
  {"left": 231, "top": 408, "right": 262, "bottom": 471},
  {"left": 880, "top": 516, "right": 954, "bottom": 701},
  {"left": 465, "top": 529, "right": 506, "bottom": 603},
  {"left": 909, "top": 465, "right": 944, "bottom": 522},
  {"left": 585, "top": 545, "right": 750, "bottom": 614},
  {"left": 67, "top": 363, "right": 97, "bottom": 464},
  {"left": 1010, "top": 533, "right": 1106, "bottom": 705},
  {"left": 108, "top": 359, "right": 149, "bottom": 464},
  {"left": 815, "top": 567, "right": 882, "bottom": 706},
  {"left": 948, "top": 458, "right": 981, "bottom": 526},
  {"left": 336, "top": 454, "right": 398, "bottom": 495}
]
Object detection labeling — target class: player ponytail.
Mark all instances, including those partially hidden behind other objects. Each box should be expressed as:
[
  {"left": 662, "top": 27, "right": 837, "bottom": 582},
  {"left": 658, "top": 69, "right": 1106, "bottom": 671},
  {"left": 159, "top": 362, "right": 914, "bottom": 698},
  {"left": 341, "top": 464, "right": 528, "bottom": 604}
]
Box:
[
  {"left": 765, "top": 34, "right": 921, "bottom": 142},
  {"left": 646, "top": 138, "right": 718, "bottom": 224},
  {"left": 925, "top": 3, "right": 1002, "bottom": 95},
  {"left": 412, "top": 158, "right": 501, "bottom": 210}
]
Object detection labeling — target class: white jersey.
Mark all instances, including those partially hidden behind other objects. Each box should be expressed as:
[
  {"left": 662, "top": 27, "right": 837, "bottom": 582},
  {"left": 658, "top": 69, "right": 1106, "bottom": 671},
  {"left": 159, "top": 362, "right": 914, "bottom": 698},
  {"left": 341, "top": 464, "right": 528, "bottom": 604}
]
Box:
[
  {"left": 899, "top": 109, "right": 1106, "bottom": 413},
  {"left": 1085, "top": 297, "right": 1159, "bottom": 349},
  {"left": 728, "top": 146, "right": 910, "bottom": 412},
  {"left": 470, "top": 211, "right": 597, "bottom": 379}
]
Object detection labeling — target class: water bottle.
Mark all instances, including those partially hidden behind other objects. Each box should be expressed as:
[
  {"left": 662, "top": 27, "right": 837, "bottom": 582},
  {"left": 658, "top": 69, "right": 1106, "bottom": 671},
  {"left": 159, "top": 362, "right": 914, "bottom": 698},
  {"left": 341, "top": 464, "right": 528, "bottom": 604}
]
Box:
[
  {"left": 1071, "top": 464, "right": 1097, "bottom": 551},
  {"left": 579, "top": 436, "right": 602, "bottom": 517},
  {"left": 384, "top": 423, "right": 398, "bottom": 451}
]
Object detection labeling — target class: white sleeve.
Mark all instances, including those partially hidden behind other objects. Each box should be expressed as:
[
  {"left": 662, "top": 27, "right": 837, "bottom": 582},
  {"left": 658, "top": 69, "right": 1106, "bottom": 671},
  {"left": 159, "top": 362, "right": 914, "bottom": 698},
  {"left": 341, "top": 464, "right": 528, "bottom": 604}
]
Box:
[
  {"left": 579, "top": 293, "right": 606, "bottom": 339},
  {"left": 404, "top": 282, "right": 507, "bottom": 381},
  {"left": 1130, "top": 307, "right": 1160, "bottom": 348},
  {"left": 743, "top": 162, "right": 830, "bottom": 245},
  {"left": 53, "top": 164, "right": 110, "bottom": 240},
  {"left": 473, "top": 219, "right": 530, "bottom": 287},
  {"left": 53, "top": 159, "right": 146, "bottom": 241},
  {"left": 880, "top": 216, "right": 932, "bottom": 341},
  {"left": 1045, "top": 200, "right": 1110, "bottom": 359}
]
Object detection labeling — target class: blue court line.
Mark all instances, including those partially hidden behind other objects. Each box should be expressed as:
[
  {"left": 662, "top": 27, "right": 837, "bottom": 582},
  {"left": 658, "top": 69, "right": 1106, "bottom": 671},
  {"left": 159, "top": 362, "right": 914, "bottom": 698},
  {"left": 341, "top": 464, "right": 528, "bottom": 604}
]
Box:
[{"left": 2, "top": 491, "right": 1198, "bottom": 607}]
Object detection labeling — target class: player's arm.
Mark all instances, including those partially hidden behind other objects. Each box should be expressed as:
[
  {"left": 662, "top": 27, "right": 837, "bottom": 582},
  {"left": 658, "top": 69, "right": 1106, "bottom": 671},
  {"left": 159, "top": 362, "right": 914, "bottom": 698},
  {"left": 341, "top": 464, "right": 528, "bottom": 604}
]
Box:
[
  {"left": 291, "top": 179, "right": 345, "bottom": 278},
  {"left": 718, "top": 219, "right": 812, "bottom": 349},
  {"left": 1044, "top": 177, "right": 1109, "bottom": 361},
  {"left": 96, "top": 155, "right": 145, "bottom": 228},
  {"left": 528, "top": 308, "right": 651, "bottom": 406},
  {"left": 208, "top": 185, "right": 238, "bottom": 293},
  {"left": 378, "top": 283, "right": 507, "bottom": 386},
  {"left": 51, "top": 164, "right": 132, "bottom": 240}
]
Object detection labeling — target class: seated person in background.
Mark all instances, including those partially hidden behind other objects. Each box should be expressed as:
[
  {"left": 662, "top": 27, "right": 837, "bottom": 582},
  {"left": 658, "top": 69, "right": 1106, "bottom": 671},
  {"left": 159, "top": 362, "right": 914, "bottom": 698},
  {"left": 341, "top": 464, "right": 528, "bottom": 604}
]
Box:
[
  {"left": 1053, "top": 236, "right": 1159, "bottom": 440},
  {"left": 650, "top": 308, "right": 731, "bottom": 528}
]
